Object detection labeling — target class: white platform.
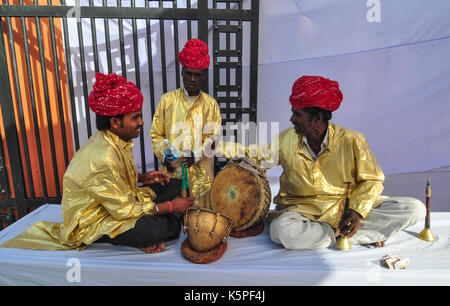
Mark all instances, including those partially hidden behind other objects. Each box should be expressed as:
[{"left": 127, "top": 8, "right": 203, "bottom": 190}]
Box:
[{"left": 0, "top": 200, "right": 449, "bottom": 286}]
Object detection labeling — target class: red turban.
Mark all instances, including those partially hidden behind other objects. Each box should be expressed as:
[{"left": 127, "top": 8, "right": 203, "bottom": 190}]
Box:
[
  {"left": 88, "top": 73, "right": 143, "bottom": 116},
  {"left": 289, "top": 76, "right": 343, "bottom": 112},
  {"left": 178, "top": 38, "right": 210, "bottom": 70}
]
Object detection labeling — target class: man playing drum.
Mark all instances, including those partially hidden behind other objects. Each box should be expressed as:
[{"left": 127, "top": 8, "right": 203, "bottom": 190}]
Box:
[
  {"left": 1, "top": 73, "right": 195, "bottom": 253},
  {"left": 209, "top": 75, "right": 426, "bottom": 249},
  {"left": 150, "top": 39, "right": 222, "bottom": 209}
]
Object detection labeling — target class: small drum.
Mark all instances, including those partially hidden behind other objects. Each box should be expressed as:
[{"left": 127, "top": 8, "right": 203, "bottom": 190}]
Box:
[
  {"left": 210, "top": 157, "right": 271, "bottom": 234},
  {"left": 183, "top": 207, "right": 233, "bottom": 252}
]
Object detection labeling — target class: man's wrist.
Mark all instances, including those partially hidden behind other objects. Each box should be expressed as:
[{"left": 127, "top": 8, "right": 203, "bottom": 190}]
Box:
[
  {"left": 153, "top": 201, "right": 174, "bottom": 215},
  {"left": 349, "top": 209, "right": 363, "bottom": 219},
  {"left": 167, "top": 201, "right": 173, "bottom": 213},
  {"left": 153, "top": 204, "right": 160, "bottom": 215}
]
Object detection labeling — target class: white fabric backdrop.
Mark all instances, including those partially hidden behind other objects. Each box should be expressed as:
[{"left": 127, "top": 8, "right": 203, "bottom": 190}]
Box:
[
  {"left": 257, "top": 0, "right": 450, "bottom": 174},
  {"left": 67, "top": 0, "right": 450, "bottom": 175},
  {"left": 2, "top": 2, "right": 450, "bottom": 285}
]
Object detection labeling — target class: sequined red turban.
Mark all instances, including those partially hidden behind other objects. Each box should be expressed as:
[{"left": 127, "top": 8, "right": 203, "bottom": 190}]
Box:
[
  {"left": 88, "top": 73, "right": 143, "bottom": 116},
  {"left": 289, "top": 76, "right": 343, "bottom": 112},
  {"left": 178, "top": 38, "right": 210, "bottom": 70}
]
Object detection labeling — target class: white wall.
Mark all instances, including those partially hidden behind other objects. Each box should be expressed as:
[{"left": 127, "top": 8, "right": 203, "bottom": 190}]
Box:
[
  {"left": 257, "top": 0, "right": 450, "bottom": 175},
  {"left": 68, "top": 0, "right": 450, "bottom": 175}
]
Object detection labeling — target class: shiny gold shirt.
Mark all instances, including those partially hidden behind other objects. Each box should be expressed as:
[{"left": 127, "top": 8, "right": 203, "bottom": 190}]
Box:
[
  {"left": 150, "top": 88, "right": 222, "bottom": 208},
  {"left": 211, "top": 123, "right": 385, "bottom": 228},
  {"left": 1, "top": 130, "right": 156, "bottom": 250},
  {"left": 272, "top": 124, "right": 384, "bottom": 228}
]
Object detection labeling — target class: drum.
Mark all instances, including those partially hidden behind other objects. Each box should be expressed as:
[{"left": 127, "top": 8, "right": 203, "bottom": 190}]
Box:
[
  {"left": 183, "top": 207, "right": 233, "bottom": 252},
  {"left": 210, "top": 157, "right": 271, "bottom": 233},
  {"left": 180, "top": 239, "right": 228, "bottom": 264}
]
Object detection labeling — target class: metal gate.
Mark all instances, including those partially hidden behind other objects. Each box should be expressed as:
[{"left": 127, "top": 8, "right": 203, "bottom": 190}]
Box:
[{"left": 0, "top": 0, "right": 259, "bottom": 228}]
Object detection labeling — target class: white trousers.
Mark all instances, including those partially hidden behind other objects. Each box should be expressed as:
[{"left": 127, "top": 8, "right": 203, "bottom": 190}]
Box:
[{"left": 269, "top": 196, "right": 426, "bottom": 250}]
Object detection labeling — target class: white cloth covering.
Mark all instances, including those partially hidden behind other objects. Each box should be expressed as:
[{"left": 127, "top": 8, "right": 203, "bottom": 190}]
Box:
[
  {"left": 0, "top": 201, "right": 449, "bottom": 285},
  {"left": 0, "top": 167, "right": 448, "bottom": 286}
]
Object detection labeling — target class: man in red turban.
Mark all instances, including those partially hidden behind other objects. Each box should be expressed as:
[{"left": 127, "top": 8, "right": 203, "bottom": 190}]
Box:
[
  {"left": 88, "top": 72, "right": 145, "bottom": 142},
  {"left": 288, "top": 75, "right": 342, "bottom": 144},
  {"left": 1, "top": 73, "right": 195, "bottom": 253},
  {"left": 210, "top": 74, "right": 425, "bottom": 250},
  {"left": 267, "top": 75, "right": 425, "bottom": 250},
  {"left": 151, "top": 38, "right": 222, "bottom": 209}
]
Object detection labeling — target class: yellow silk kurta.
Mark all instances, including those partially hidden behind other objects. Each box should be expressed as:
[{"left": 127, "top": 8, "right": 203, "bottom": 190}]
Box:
[
  {"left": 211, "top": 123, "right": 385, "bottom": 228},
  {"left": 150, "top": 88, "right": 222, "bottom": 208},
  {"left": 1, "top": 130, "right": 156, "bottom": 250}
]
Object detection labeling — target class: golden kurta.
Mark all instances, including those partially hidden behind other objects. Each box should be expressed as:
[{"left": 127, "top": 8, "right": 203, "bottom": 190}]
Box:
[
  {"left": 211, "top": 123, "right": 385, "bottom": 228},
  {"left": 150, "top": 88, "right": 222, "bottom": 208},
  {"left": 1, "top": 130, "right": 156, "bottom": 250}
]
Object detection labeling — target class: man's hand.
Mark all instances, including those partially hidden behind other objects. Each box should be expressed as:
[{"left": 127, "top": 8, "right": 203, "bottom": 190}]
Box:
[
  {"left": 338, "top": 209, "right": 361, "bottom": 238},
  {"left": 162, "top": 159, "right": 176, "bottom": 173},
  {"left": 138, "top": 171, "right": 170, "bottom": 186},
  {"left": 180, "top": 150, "right": 196, "bottom": 168},
  {"left": 172, "top": 196, "right": 196, "bottom": 213}
]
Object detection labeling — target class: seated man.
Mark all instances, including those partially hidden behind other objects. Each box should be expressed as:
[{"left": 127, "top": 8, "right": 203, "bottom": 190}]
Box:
[
  {"left": 1, "top": 73, "right": 194, "bottom": 253},
  {"left": 150, "top": 38, "right": 222, "bottom": 209},
  {"left": 209, "top": 75, "right": 426, "bottom": 249}
]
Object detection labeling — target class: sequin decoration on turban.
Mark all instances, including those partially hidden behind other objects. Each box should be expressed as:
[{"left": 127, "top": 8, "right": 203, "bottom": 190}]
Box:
[
  {"left": 88, "top": 72, "right": 143, "bottom": 116},
  {"left": 289, "top": 76, "right": 343, "bottom": 112},
  {"left": 178, "top": 38, "right": 210, "bottom": 70}
]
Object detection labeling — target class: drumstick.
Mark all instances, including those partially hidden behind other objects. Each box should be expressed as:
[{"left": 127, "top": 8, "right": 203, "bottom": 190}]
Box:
[
  {"left": 340, "top": 182, "right": 352, "bottom": 230},
  {"left": 185, "top": 163, "right": 190, "bottom": 190},
  {"left": 181, "top": 163, "right": 187, "bottom": 198},
  {"left": 343, "top": 182, "right": 351, "bottom": 218}
]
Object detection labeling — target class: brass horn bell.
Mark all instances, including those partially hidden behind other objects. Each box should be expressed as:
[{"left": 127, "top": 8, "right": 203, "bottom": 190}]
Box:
[
  {"left": 418, "top": 228, "right": 436, "bottom": 242},
  {"left": 335, "top": 236, "right": 351, "bottom": 250}
]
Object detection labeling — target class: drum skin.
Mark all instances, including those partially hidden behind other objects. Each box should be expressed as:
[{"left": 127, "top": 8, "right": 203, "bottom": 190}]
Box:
[
  {"left": 210, "top": 164, "right": 271, "bottom": 231},
  {"left": 184, "top": 207, "right": 233, "bottom": 252}
]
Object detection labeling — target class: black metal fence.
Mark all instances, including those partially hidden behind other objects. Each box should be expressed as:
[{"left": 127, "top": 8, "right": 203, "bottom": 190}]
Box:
[{"left": 0, "top": 0, "right": 259, "bottom": 228}]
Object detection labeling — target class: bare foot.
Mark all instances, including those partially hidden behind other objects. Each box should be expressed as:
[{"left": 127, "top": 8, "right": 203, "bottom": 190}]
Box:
[
  {"left": 140, "top": 242, "right": 165, "bottom": 254},
  {"left": 376, "top": 241, "right": 385, "bottom": 248}
]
